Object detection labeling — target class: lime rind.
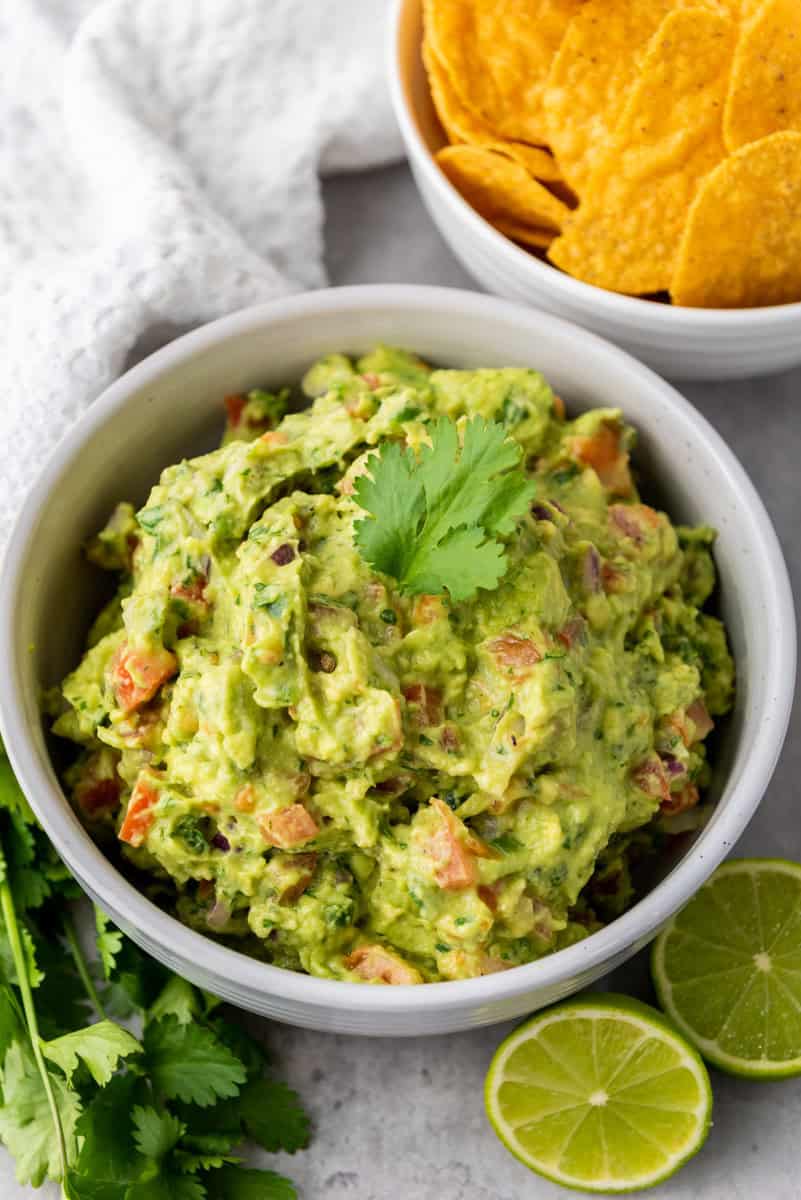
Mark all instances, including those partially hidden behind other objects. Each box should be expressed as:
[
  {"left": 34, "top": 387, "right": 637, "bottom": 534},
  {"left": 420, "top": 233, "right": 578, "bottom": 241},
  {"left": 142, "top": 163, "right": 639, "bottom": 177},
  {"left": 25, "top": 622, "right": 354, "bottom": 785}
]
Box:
[
  {"left": 485, "top": 994, "right": 712, "bottom": 1194},
  {"left": 652, "top": 858, "right": 801, "bottom": 1080}
]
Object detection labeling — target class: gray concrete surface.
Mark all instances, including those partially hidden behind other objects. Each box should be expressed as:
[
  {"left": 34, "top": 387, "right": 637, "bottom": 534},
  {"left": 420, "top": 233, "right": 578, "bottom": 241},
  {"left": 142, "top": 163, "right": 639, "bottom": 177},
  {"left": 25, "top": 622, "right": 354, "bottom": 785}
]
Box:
[{"left": 5, "top": 162, "right": 799, "bottom": 1200}]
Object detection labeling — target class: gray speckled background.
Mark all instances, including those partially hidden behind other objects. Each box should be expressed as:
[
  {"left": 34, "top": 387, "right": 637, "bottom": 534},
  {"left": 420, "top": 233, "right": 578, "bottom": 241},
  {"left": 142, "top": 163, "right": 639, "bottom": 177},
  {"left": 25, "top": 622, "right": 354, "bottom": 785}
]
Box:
[{"left": 5, "top": 163, "right": 800, "bottom": 1200}]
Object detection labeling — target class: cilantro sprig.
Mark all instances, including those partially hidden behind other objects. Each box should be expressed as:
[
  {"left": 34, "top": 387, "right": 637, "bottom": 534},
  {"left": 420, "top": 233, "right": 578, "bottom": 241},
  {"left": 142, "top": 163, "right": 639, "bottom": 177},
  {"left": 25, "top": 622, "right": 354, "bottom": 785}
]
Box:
[
  {"left": 353, "top": 417, "right": 536, "bottom": 602},
  {"left": 0, "top": 744, "right": 309, "bottom": 1199}
]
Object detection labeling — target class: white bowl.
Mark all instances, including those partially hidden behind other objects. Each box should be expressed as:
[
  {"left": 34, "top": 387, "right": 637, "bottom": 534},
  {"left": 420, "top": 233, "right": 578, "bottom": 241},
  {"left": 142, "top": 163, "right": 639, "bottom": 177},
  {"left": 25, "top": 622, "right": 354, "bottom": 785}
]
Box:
[
  {"left": 0, "top": 286, "right": 794, "bottom": 1035},
  {"left": 387, "top": 0, "right": 801, "bottom": 381}
]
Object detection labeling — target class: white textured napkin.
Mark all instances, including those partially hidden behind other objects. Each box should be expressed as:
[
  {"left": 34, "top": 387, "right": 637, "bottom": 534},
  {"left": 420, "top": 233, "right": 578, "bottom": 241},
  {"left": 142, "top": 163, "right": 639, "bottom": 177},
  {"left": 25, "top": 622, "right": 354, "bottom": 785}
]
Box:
[{"left": 0, "top": 0, "right": 401, "bottom": 553}]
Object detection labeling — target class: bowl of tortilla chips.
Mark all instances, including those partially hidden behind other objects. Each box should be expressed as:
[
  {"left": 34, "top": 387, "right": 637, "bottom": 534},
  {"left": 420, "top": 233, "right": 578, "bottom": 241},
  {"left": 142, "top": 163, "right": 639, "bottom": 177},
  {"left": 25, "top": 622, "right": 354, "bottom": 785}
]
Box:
[{"left": 388, "top": 0, "right": 801, "bottom": 380}]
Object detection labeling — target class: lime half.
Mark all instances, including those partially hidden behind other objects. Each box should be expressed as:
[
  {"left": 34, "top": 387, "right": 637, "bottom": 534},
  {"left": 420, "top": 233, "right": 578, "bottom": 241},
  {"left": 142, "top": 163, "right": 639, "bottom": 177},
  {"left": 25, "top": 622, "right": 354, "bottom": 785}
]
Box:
[
  {"left": 485, "top": 994, "right": 712, "bottom": 1193},
  {"left": 653, "top": 857, "right": 801, "bottom": 1078}
]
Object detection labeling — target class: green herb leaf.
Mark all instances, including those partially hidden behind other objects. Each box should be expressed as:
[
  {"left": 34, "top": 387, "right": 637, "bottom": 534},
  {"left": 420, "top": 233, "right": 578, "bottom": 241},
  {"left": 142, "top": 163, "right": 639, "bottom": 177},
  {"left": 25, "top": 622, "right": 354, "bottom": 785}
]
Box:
[
  {"left": 148, "top": 976, "right": 201, "bottom": 1027},
  {"left": 206, "top": 1165, "right": 297, "bottom": 1200},
  {"left": 239, "top": 1078, "right": 310, "bottom": 1154},
  {"left": 131, "top": 1105, "right": 186, "bottom": 1161},
  {"left": 95, "top": 908, "right": 124, "bottom": 980},
  {"left": 67, "top": 1074, "right": 145, "bottom": 1199},
  {"left": 127, "top": 1174, "right": 207, "bottom": 1200},
  {"left": 0, "top": 1040, "right": 81, "bottom": 1187},
  {"left": 143, "top": 1016, "right": 247, "bottom": 1107},
  {"left": 353, "top": 417, "right": 535, "bottom": 601},
  {"left": 43, "top": 1020, "right": 142, "bottom": 1086}
]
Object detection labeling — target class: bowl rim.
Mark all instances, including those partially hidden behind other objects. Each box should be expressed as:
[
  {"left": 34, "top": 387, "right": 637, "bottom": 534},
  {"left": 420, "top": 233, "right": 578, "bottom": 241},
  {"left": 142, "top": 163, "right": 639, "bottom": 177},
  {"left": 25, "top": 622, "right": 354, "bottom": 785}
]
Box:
[
  {"left": 387, "top": 0, "right": 801, "bottom": 328},
  {"left": 0, "top": 284, "right": 796, "bottom": 1017}
]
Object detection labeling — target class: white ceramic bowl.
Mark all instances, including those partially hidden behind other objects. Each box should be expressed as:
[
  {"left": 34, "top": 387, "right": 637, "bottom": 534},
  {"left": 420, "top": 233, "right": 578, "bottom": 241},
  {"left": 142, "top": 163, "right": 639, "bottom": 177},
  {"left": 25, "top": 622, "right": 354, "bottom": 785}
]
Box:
[
  {"left": 388, "top": 0, "right": 801, "bottom": 381},
  {"left": 0, "top": 286, "right": 794, "bottom": 1036}
]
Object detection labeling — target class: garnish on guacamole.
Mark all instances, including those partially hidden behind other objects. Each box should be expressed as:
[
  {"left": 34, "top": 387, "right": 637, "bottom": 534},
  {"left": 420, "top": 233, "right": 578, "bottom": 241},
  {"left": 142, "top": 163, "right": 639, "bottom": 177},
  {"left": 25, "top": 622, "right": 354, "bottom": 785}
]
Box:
[{"left": 50, "top": 347, "right": 734, "bottom": 985}]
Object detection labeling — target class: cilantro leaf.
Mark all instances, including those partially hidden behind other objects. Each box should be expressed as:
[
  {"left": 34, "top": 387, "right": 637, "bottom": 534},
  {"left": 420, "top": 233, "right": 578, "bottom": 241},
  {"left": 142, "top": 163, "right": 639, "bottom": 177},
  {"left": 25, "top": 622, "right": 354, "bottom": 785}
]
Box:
[
  {"left": 148, "top": 976, "right": 200, "bottom": 1026},
  {"left": 131, "top": 1105, "right": 186, "bottom": 1161},
  {"left": 68, "top": 1074, "right": 146, "bottom": 1200},
  {"left": 0, "top": 752, "right": 35, "bottom": 825},
  {"left": 43, "top": 1020, "right": 142, "bottom": 1086},
  {"left": 143, "top": 1016, "right": 247, "bottom": 1107},
  {"left": 207, "top": 1015, "right": 269, "bottom": 1080},
  {"left": 127, "top": 1174, "right": 206, "bottom": 1200},
  {"left": 0, "top": 1040, "right": 81, "bottom": 1186},
  {"left": 207, "top": 1166, "right": 297, "bottom": 1200},
  {"left": 95, "top": 907, "right": 124, "bottom": 980},
  {"left": 353, "top": 417, "right": 535, "bottom": 600},
  {"left": 239, "top": 1079, "right": 310, "bottom": 1154},
  {"left": 0, "top": 985, "right": 22, "bottom": 1061}
]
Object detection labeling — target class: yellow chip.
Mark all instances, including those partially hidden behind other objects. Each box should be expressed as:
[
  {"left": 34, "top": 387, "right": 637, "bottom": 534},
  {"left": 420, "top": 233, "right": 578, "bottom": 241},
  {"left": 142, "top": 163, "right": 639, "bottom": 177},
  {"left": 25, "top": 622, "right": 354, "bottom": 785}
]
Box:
[
  {"left": 723, "top": 0, "right": 801, "bottom": 151},
  {"left": 491, "top": 220, "right": 556, "bottom": 251},
  {"left": 671, "top": 131, "right": 801, "bottom": 307},
  {"left": 543, "top": 0, "right": 678, "bottom": 195},
  {"left": 548, "top": 8, "right": 736, "bottom": 296},
  {"left": 424, "top": 0, "right": 582, "bottom": 145},
  {"left": 435, "top": 144, "right": 570, "bottom": 231},
  {"left": 423, "top": 38, "right": 563, "bottom": 183}
]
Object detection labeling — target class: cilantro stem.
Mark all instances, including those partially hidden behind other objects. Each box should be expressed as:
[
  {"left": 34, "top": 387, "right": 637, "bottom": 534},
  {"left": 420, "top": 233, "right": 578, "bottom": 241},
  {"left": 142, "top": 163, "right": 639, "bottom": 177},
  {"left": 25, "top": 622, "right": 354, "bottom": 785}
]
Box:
[
  {"left": 0, "top": 874, "right": 69, "bottom": 1185},
  {"left": 62, "top": 908, "right": 108, "bottom": 1021}
]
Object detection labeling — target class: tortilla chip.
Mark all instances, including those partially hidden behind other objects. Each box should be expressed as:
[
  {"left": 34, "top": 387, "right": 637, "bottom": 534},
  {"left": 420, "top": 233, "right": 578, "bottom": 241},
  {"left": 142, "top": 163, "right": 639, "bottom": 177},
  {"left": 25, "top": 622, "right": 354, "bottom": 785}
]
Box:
[
  {"left": 543, "top": 0, "right": 679, "bottom": 195},
  {"left": 423, "top": 39, "right": 564, "bottom": 183},
  {"left": 436, "top": 144, "right": 570, "bottom": 231},
  {"left": 724, "top": 0, "right": 801, "bottom": 151},
  {"left": 548, "top": 8, "right": 736, "bottom": 296},
  {"left": 491, "top": 220, "right": 556, "bottom": 251},
  {"left": 671, "top": 131, "right": 801, "bottom": 307},
  {"left": 424, "top": 0, "right": 582, "bottom": 145}
]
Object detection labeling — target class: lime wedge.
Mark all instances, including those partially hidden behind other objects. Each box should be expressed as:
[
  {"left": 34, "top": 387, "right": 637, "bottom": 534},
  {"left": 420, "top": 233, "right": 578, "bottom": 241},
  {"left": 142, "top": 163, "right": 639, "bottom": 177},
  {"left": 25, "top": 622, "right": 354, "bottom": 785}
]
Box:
[
  {"left": 653, "top": 857, "right": 801, "bottom": 1078},
  {"left": 485, "top": 994, "right": 712, "bottom": 1193}
]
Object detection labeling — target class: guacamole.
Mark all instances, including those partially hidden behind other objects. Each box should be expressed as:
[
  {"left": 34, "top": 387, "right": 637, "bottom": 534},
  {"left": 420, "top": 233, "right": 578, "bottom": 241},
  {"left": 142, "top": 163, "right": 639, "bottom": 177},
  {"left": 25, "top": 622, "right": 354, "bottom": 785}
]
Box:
[{"left": 51, "top": 347, "right": 734, "bottom": 984}]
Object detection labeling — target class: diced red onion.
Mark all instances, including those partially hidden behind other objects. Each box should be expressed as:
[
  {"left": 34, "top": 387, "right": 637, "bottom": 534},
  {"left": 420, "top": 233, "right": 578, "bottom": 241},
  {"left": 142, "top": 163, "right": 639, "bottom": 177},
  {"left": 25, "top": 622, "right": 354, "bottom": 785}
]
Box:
[
  {"left": 206, "top": 898, "right": 232, "bottom": 929},
  {"left": 661, "top": 754, "right": 687, "bottom": 778},
  {"left": 211, "top": 832, "right": 231, "bottom": 852},
  {"left": 582, "top": 546, "right": 601, "bottom": 593}
]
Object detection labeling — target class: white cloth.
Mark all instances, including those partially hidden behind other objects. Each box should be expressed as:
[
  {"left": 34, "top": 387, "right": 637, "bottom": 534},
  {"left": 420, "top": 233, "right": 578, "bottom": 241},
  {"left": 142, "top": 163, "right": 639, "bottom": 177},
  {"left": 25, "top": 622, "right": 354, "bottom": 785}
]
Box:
[{"left": 0, "top": 0, "right": 401, "bottom": 552}]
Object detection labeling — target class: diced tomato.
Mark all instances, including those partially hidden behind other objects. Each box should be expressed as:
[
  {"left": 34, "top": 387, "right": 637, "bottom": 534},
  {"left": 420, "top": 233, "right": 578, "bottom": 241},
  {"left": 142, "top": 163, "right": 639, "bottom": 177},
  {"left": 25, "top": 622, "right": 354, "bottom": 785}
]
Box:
[
  {"left": 631, "top": 755, "right": 671, "bottom": 805},
  {"left": 479, "top": 954, "right": 513, "bottom": 975},
  {"left": 344, "top": 945, "right": 421, "bottom": 985},
  {"left": 234, "top": 785, "right": 256, "bottom": 813},
  {"left": 686, "top": 698, "right": 714, "bottom": 742},
  {"left": 487, "top": 632, "right": 541, "bottom": 678},
  {"left": 425, "top": 798, "right": 491, "bottom": 891},
  {"left": 343, "top": 391, "right": 374, "bottom": 418},
  {"left": 77, "top": 777, "right": 121, "bottom": 817},
  {"left": 170, "top": 573, "right": 207, "bottom": 604},
  {"left": 224, "top": 394, "right": 247, "bottom": 427},
  {"left": 259, "top": 803, "right": 319, "bottom": 849},
  {"left": 440, "top": 725, "right": 459, "bottom": 751},
  {"left": 259, "top": 430, "right": 288, "bottom": 447},
  {"left": 609, "top": 503, "right": 662, "bottom": 544},
  {"left": 661, "top": 783, "right": 700, "bottom": 816},
  {"left": 111, "top": 643, "right": 177, "bottom": 714},
  {"left": 601, "top": 562, "right": 627, "bottom": 593},
  {"left": 556, "top": 617, "right": 586, "bottom": 649},
  {"left": 119, "top": 773, "right": 160, "bottom": 847},
  {"left": 280, "top": 853, "right": 318, "bottom": 903},
  {"left": 361, "top": 372, "right": 381, "bottom": 390},
  {"left": 411, "top": 594, "right": 447, "bottom": 625},
  {"left": 403, "top": 683, "right": 444, "bottom": 727},
  {"left": 567, "top": 424, "right": 632, "bottom": 496}
]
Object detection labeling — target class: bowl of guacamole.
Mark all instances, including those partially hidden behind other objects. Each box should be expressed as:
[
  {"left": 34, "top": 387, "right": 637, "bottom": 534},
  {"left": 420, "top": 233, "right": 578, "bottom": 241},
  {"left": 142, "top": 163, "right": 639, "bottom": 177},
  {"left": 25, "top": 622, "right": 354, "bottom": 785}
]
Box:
[{"left": 0, "top": 288, "right": 792, "bottom": 1034}]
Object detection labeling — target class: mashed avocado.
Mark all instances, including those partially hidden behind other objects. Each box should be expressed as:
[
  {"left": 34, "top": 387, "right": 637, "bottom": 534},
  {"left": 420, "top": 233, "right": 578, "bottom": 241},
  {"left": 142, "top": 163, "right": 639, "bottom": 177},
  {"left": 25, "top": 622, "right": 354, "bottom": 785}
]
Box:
[{"left": 51, "top": 347, "right": 734, "bottom": 985}]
